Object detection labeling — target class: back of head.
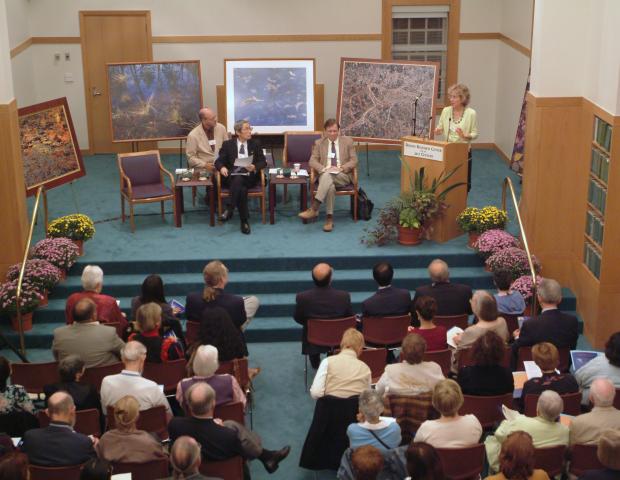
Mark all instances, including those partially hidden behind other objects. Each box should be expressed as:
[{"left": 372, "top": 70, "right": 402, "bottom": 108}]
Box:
[
  {"left": 405, "top": 442, "right": 445, "bottom": 480},
  {"left": 432, "top": 379, "right": 463, "bottom": 417},
  {"left": 186, "top": 382, "right": 216, "bottom": 417},
  {"left": 192, "top": 345, "right": 219, "bottom": 377},
  {"left": 605, "top": 331, "right": 620, "bottom": 367},
  {"left": 358, "top": 389, "right": 385, "bottom": 422},
  {"left": 372, "top": 262, "right": 393, "bottom": 287},
  {"left": 597, "top": 429, "right": 620, "bottom": 470},
  {"left": 73, "top": 298, "right": 97, "bottom": 323},
  {"left": 80, "top": 458, "right": 112, "bottom": 480},
  {"left": 340, "top": 328, "right": 364, "bottom": 354},
  {"left": 493, "top": 270, "right": 514, "bottom": 291},
  {"left": 47, "top": 391, "right": 74, "bottom": 420},
  {"left": 351, "top": 445, "right": 384, "bottom": 480},
  {"left": 401, "top": 333, "right": 426, "bottom": 365},
  {"left": 531, "top": 342, "right": 559, "bottom": 371},
  {"left": 202, "top": 260, "right": 228, "bottom": 302},
  {"left": 58, "top": 354, "right": 85, "bottom": 383},
  {"left": 113, "top": 395, "right": 140, "bottom": 432},
  {"left": 0, "top": 356, "right": 10, "bottom": 391},
  {"left": 589, "top": 377, "right": 616, "bottom": 407},
  {"left": 414, "top": 296, "right": 437, "bottom": 322},
  {"left": 81, "top": 265, "right": 104, "bottom": 291},
  {"left": 499, "top": 431, "right": 535, "bottom": 480},
  {"left": 135, "top": 302, "right": 162, "bottom": 333},
  {"left": 536, "top": 390, "right": 563, "bottom": 421},
  {"left": 170, "top": 436, "right": 202, "bottom": 479},
  {"left": 0, "top": 451, "right": 29, "bottom": 480},
  {"left": 121, "top": 340, "right": 147, "bottom": 364},
  {"left": 140, "top": 274, "right": 166, "bottom": 303},
  {"left": 537, "top": 278, "right": 562, "bottom": 305},
  {"left": 471, "top": 290, "right": 498, "bottom": 321},
  {"left": 312, "top": 262, "right": 332, "bottom": 287},
  {"left": 471, "top": 330, "right": 505, "bottom": 367},
  {"left": 428, "top": 259, "right": 449, "bottom": 283}
]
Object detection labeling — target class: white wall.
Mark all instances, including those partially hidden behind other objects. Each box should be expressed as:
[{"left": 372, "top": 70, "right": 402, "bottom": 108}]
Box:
[
  {"left": 4, "top": 0, "right": 29, "bottom": 47},
  {"left": 0, "top": 0, "right": 16, "bottom": 103}
]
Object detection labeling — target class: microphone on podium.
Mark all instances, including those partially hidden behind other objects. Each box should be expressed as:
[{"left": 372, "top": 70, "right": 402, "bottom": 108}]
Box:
[{"left": 446, "top": 117, "right": 452, "bottom": 141}]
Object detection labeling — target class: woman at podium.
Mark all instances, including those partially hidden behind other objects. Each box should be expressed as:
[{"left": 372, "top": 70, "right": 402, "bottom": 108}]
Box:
[{"left": 434, "top": 84, "right": 478, "bottom": 191}]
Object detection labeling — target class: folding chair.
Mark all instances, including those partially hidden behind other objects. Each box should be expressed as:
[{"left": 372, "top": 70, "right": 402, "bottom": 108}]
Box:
[
  {"left": 11, "top": 361, "right": 59, "bottom": 395},
  {"left": 436, "top": 444, "right": 486, "bottom": 480},
  {"left": 362, "top": 314, "right": 411, "bottom": 349},
  {"left": 569, "top": 443, "right": 603, "bottom": 477},
  {"left": 112, "top": 458, "right": 169, "bottom": 479},
  {"left": 200, "top": 456, "right": 245, "bottom": 480},
  {"left": 38, "top": 408, "right": 101, "bottom": 437},
  {"left": 143, "top": 359, "right": 187, "bottom": 394},
  {"left": 29, "top": 464, "right": 84, "bottom": 480},
  {"left": 423, "top": 349, "right": 452, "bottom": 376},
  {"left": 459, "top": 393, "right": 514, "bottom": 430},
  {"left": 534, "top": 445, "right": 567, "bottom": 478},
  {"left": 434, "top": 314, "right": 469, "bottom": 330},
  {"left": 214, "top": 401, "right": 245, "bottom": 425},
  {"left": 82, "top": 362, "right": 123, "bottom": 391}
]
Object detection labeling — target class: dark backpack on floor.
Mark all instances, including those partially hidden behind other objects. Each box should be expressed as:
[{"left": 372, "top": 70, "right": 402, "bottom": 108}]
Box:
[{"left": 354, "top": 187, "right": 374, "bottom": 221}]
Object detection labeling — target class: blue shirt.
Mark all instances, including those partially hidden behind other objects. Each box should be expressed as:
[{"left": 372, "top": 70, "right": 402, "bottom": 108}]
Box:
[
  {"left": 494, "top": 291, "right": 526, "bottom": 314},
  {"left": 346, "top": 418, "right": 401, "bottom": 451}
]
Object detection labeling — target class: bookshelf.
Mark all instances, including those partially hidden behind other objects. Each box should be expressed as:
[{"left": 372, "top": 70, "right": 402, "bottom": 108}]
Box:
[{"left": 584, "top": 116, "right": 611, "bottom": 278}]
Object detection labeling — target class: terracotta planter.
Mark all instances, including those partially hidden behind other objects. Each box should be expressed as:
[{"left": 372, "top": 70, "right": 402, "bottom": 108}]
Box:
[
  {"left": 467, "top": 232, "right": 480, "bottom": 248},
  {"left": 398, "top": 225, "right": 422, "bottom": 246},
  {"left": 72, "top": 239, "right": 84, "bottom": 256},
  {"left": 10, "top": 312, "right": 33, "bottom": 332},
  {"left": 39, "top": 290, "right": 48, "bottom": 307}
]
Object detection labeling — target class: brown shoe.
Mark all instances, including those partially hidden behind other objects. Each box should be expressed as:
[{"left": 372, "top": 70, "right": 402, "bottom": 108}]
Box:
[
  {"left": 323, "top": 217, "right": 334, "bottom": 232},
  {"left": 298, "top": 208, "right": 318, "bottom": 220}
]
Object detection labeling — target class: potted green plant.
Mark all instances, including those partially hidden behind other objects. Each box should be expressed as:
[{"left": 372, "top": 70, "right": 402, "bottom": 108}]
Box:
[
  {"left": 0, "top": 279, "right": 43, "bottom": 331},
  {"left": 457, "top": 206, "right": 508, "bottom": 247},
  {"left": 47, "top": 214, "right": 95, "bottom": 255}
]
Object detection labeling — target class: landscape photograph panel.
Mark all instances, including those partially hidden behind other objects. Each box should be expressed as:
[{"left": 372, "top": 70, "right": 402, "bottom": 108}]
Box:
[
  {"left": 338, "top": 59, "right": 438, "bottom": 143},
  {"left": 108, "top": 61, "right": 202, "bottom": 142}
]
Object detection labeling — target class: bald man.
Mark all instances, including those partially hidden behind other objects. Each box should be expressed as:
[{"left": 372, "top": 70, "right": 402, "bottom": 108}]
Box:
[
  {"left": 412, "top": 259, "right": 472, "bottom": 318},
  {"left": 570, "top": 378, "right": 620, "bottom": 446},
  {"left": 186, "top": 107, "right": 228, "bottom": 169},
  {"left": 161, "top": 436, "right": 217, "bottom": 480},
  {"left": 21, "top": 392, "right": 96, "bottom": 466},
  {"left": 294, "top": 263, "right": 353, "bottom": 368}
]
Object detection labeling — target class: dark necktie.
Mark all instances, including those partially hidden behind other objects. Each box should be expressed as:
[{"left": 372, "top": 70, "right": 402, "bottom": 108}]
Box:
[
  {"left": 240, "top": 143, "right": 246, "bottom": 155},
  {"left": 331, "top": 141, "right": 337, "bottom": 167}
]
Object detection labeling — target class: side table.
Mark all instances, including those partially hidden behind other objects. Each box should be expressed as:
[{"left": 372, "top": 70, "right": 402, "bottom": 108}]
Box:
[{"left": 268, "top": 174, "right": 308, "bottom": 224}]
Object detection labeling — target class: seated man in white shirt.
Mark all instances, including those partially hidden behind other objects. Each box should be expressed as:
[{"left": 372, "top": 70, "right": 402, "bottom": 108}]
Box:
[{"left": 100, "top": 341, "right": 172, "bottom": 420}]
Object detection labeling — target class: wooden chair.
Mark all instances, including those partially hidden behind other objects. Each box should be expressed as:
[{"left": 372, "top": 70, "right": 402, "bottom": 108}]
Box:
[
  {"left": 569, "top": 443, "right": 604, "bottom": 476},
  {"left": 143, "top": 358, "right": 187, "bottom": 394},
  {"left": 185, "top": 320, "right": 201, "bottom": 346},
  {"left": 524, "top": 391, "right": 582, "bottom": 417},
  {"left": 305, "top": 316, "right": 357, "bottom": 389},
  {"left": 434, "top": 314, "right": 469, "bottom": 330},
  {"left": 436, "top": 444, "right": 486, "bottom": 480},
  {"left": 282, "top": 131, "right": 323, "bottom": 201},
  {"left": 423, "top": 349, "right": 452, "bottom": 376},
  {"left": 11, "top": 361, "right": 59, "bottom": 395},
  {"left": 29, "top": 464, "right": 84, "bottom": 480},
  {"left": 82, "top": 362, "right": 123, "bottom": 392},
  {"left": 214, "top": 401, "right": 245, "bottom": 425},
  {"left": 459, "top": 393, "right": 514, "bottom": 430},
  {"left": 215, "top": 169, "right": 267, "bottom": 224},
  {"left": 362, "top": 314, "right": 411, "bottom": 348},
  {"left": 107, "top": 405, "right": 168, "bottom": 440},
  {"left": 358, "top": 348, "right": 387, "bottom": 384},
  {"left": 37, "top": 408, "right": 101, "bottom": 437},
  {"left": 112, "top": 458, "right": 169, "bottom": 479},
  {"left": 200, "top": 456, "right": 245, "bottom": 480},
  {"left": 517, "top": 346, "right": 571, "bottom": 372},
  {"left": 118, "top": 150, "right": 176, "bottom": 233},
  {"left": 309, "top": 166, "right": 359, "bottom": 220},
  {"left": 534, "top": 445, "right": 567, "bottom": 478}
]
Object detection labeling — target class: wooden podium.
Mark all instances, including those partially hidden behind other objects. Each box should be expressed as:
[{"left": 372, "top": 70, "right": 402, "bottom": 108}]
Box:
[{"left": 401, "top": 136, "right": 468, "bottom": 243}]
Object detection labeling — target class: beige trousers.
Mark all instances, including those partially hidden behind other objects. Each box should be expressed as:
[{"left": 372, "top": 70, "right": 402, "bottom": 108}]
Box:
[{"left": 315, "top": 172, "right": 352, "bottom": 215}]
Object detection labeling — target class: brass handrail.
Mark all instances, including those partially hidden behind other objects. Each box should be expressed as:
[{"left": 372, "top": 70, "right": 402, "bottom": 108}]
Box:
[
  {"left": 501, "top": 177, "right": 538, "bottom": 319},
  {"left": 14, "top": 185, "right": 45, "bottom": 360}
]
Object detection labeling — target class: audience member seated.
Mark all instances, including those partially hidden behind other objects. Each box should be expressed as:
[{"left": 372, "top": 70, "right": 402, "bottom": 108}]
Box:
[
  {"left": 511, "top": 278, "right": 579, "bottom": 367},
  {"left": 0, "top": 356, "right": 35, "bottom": 416},
  {"left": 351, "top": 445, "right": 384, "bottom": 480},
  {"left": 186, "top": 260, "right": 259, "bottom": 331},
  {"left": 52, "top": 298, "right": 125, "bottom": 368},
  {"left": 578, "top": 429, "right": 620, "bottom": 480},
  {"left": 97, "top": 395, "right": 167, "bottom": 463},
  {"left": 79, "top": 458, "right": 113, "bottom": 480},
  {"left": 198, "top": 307, "right": 247, "bottom": 361},
  {"left": 405, "top": 442, "right": 445, "bottom": 480},
  {"left": 519, "top": 342, "right": 579, "bottom": 410},
  {"left": 160, "top": 435, "right": 216, "bottom": 480},
  {"left": 21, "top": 391, "right": 96, "bottom": 466},
  {"left": 452, "top": 291, "right": 509, "bottom": 372},
  {"left": 486, "top": 431, "right": 550, "bottom": 480},
  {"left": 129, "top": 302, "right": 184, "bottom": 363},
  {"left": 413, "top": 379, "right": 482, "bottom": 448},
  {"left": 295, "top": 262, "right": 353, "bottom": 369},
  {"left": 131, "top": 273, "right": 184, "bottom": 343},
  {"left": 176, "top": 345, "right": 246, "bottom": 413},
  {"left": 575, "top": 331, "right": 620, "bottom": 404},
  {"left": 310, "top": 328, "right": 371, "bottom": 399},
  {"left": 456, "top": 331, "right": 514, "bottom": 396},
  {"left": 361, "top": 262, "right": 411, "bottom": 317},
  {"left": 493, "top": 270, "right": 526, "bottom": 315},
  {"left": 484, "top": 390, "right": 569, "bottom": 473},
  {"left": 0, "top": 451, "right": 29, "bottom": 480},
  {"left": 570, "top": 378, "right": 620, "bottom": 446},
  {"left": 375, "top": 333, "right": 444, "bottom": 397},
  {"left": 65, "top": 265, "right": 127, "bottom": 330},
  {"left": 44, "top": 354, "right": 100, "bottom": 411},
  {"left": 100, "top": 341, "right": 172, "bottom": 419},
  {"left": 409, "top": 296, "right": 447, "bottom": 351},
  {"left": 347, "top": 389, "right": 401, "bottom": 451},
  {"left": 412, "top": 259, "right": 473, "bottom": 316},
  {"left": 168, "top": 382, "right": 290, "bottom": 474}
]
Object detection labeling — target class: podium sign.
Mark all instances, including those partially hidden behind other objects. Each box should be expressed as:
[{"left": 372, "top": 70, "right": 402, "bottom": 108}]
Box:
[{"left": 403, "top": 141, "right": 444, "bottom": 162}]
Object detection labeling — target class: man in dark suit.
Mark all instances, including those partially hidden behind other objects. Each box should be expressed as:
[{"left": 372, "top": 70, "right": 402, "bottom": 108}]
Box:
[
  {"left": 169, "top": 382, "right": 290, "bottom": 475},
  {"left": 215, "top": 119, "right": 266, "bottom": 234},
  {"left": 20, "top": 391, "right": 96, "bottom": 466},
  {"left": 412, "top": 259, "right": 472, "bottom": 317},
  {"left": 361, "top": 262, "right": 411, "bottom": 317},
  {"left": 294, "top": 263, "right": 353, "bottom": 368},
  {"left": 511, "top": 278, "right": 579, "bottom": 368}
]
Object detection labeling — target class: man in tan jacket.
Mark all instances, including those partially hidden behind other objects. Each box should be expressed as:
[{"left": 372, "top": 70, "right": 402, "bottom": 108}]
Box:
[
  {"left": 186, "top": 107, "right": 228, "bottom": 169},
  {"left": 569, "top": 377, "right": 620, "bottom": 445},
  {"left": 299, "top": 118, "right": 357, "bottom": 232}
]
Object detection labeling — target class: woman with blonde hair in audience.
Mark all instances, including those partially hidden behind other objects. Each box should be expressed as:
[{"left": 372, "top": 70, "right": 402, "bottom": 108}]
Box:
[
  {"left": 414, "top": 379, "right": 482, "bottom": 448},
  {"left": 97, "top": 395, "right": 167, "bottom": 463},
  {"left": 129, "top": 302, "right": 184, "bottom": 363},
  {"left": 347, "top": 389, "right": 401, "bottom": 451},
  {"left": 486, "top": 431, "right": 549, "bottom": 480},
  {"left": 376, "top": 333, "right": 444, "bottom": 397}
]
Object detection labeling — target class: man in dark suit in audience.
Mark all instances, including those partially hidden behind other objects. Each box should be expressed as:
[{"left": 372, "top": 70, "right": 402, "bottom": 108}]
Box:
[
  {"left": 361, "top": 262, "right": 411, "bottom": 317},
  {"left": 412, "top": 259, "right": 472, "bottom": 317},
  {"left": 511, "top": 278, "right": 579, "bottom": 368},
  {"left": 215, "top": 119, "right": 267, "bottom": 235},
  {"left": 20, "top": 391, "right": 96, "bottom": 466},
  {"left": 294, "top": 262, "right": 353, "bottom": 369},
  {"left": 169, "top": 382, "right": 290, "bottom": 475}
]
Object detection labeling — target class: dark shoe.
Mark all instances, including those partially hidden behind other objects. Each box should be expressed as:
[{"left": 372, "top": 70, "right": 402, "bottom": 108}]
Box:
[
  {"left": 241, "top": 222, "right": 251, "bottom": 235},
  {"left": 220, "top": 209, "right": 233, "bottom": 222},
  {"left": 261, "top": 446, "right": 291, "bottom": 474},
  {"left": 309, "top": 354, "right": 321, "bottom": 369}
]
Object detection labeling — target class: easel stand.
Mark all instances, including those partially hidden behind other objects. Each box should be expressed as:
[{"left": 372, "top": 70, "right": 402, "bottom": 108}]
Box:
[{"left": 179, "top": 139, "right": 185, "bottom": 168}]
